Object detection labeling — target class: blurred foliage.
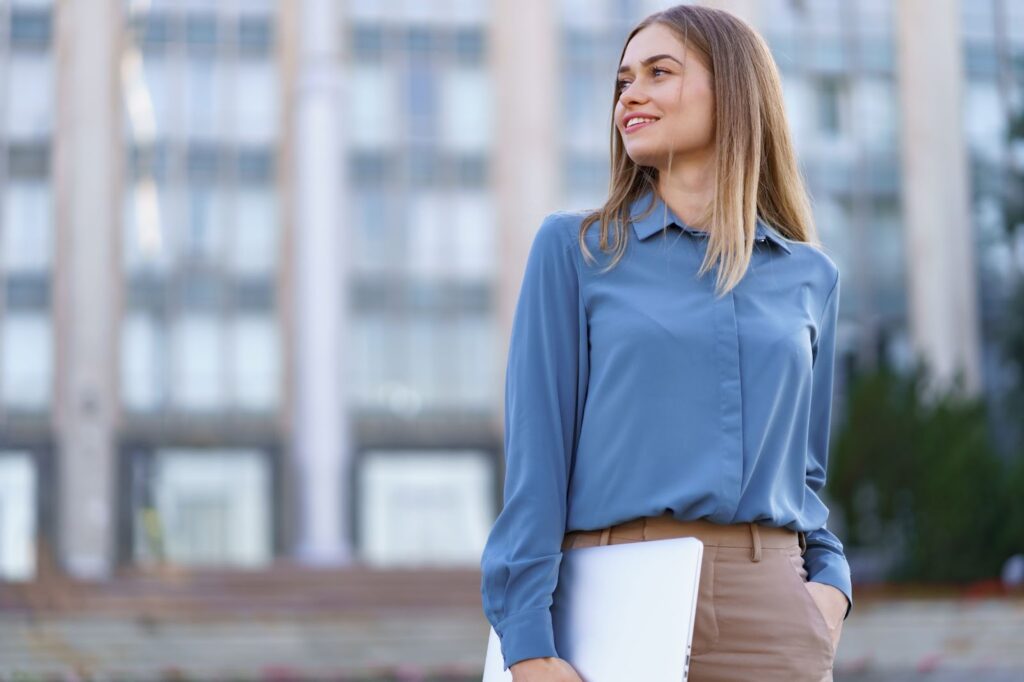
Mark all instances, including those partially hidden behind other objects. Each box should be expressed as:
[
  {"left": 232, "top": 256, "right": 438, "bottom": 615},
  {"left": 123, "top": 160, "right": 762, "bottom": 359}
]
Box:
[
  {"left": 829, "top": 358, "right": 1024, "bottom": 584},
  {"left": 1005, "top": 107, "right": 1024, "bottom": 238},
  {"left": 999, "top": 279, "right": 1024, "bottom": 445}
]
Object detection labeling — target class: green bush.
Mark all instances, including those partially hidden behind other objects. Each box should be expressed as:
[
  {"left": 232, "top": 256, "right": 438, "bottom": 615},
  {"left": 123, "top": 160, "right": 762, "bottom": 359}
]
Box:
[{"left": 829, "top": 358, "right": 1024, "bottom": 584}]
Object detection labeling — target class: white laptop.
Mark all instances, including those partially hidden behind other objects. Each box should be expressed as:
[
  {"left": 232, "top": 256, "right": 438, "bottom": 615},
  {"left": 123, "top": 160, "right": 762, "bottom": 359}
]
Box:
[{"left": 482, "top": 536, "right": 704, "bottom": 681}]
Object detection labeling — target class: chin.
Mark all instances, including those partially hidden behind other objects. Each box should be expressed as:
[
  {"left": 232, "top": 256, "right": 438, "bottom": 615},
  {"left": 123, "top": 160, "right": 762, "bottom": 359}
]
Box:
[{"left": 624, "top": 147, "right": 668, "bottom": 170}]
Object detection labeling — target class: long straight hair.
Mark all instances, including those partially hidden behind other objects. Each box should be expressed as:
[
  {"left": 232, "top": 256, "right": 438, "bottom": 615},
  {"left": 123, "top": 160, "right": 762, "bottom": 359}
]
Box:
[{"left": 578, "top": 5, "right": 820, "bottom": 297}]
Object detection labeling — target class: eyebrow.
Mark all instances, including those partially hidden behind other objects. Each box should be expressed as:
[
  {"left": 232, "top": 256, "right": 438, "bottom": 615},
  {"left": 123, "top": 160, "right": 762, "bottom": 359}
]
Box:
[{"left": 617, "top": 54, "right": 684, "bottom": 74}]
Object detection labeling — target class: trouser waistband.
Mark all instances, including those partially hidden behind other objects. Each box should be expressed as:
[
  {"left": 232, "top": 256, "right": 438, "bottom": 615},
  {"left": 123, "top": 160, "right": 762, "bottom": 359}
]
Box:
[{"left": 561, "top": 512, "right": 807, "bottom": 562}]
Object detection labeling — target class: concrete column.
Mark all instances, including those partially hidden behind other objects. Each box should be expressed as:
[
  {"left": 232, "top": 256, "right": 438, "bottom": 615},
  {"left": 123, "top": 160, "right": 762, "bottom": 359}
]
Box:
[
  {"left": 289, "top": 0, "right": 350, "bottom": 564},
  {"left": 491, "top": 0, "right": 561, "bottom": 422},
  {"left": 896, "top": 0, "right": 983, "bottom": 396},
  {"left": 52, "top": 0, "right": 122, "bottom": 578}
]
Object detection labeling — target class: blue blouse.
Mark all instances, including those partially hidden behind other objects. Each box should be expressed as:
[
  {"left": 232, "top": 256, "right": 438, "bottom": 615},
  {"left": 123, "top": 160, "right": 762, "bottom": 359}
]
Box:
[{"left": 480, "top": 189, "right": 852, "bottom": 670}]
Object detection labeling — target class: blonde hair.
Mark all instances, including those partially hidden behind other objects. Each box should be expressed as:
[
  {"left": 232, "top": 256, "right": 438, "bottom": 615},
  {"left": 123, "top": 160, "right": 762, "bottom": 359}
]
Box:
[{"left": 579, "top": 4, "right": 821, "bottom": 297}]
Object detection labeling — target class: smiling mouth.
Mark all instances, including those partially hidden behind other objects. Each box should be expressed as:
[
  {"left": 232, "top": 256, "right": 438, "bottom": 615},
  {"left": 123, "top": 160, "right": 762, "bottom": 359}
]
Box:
[{"left": 624, "top": 118, "right": 658, "bottom": 134}]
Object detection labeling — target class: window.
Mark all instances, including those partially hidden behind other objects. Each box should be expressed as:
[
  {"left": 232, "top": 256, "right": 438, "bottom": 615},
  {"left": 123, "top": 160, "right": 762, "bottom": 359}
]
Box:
[
  {"left": 0, "top": 451, "right": 36, "bottom": 581},
  {"left": 170, "top": 314, "right": 225, "bottom": 411},
  {"left": 1, "top": 313, "right": 52, "bottom": 409},
  {"left": 5, "top": 53, "right": 52, "bottom": 139},
  {"left": 358, "top": 450, "right": 493, "bottom": 566},
  {"left": 139, "top": 448, "right": 271, "bottom": 567},
  {"left": 348, "top": 65, "right": 399, "bottom": 149},
  {"left": 816, "top": 75, "right": 844, "bottom": 138},
  {"left": 230, "top": 188, "right": 278, "bottom": 277},
  {"left": 228, "top": 314, "right": 279, "bottom": 410},
  {"left": 185, "top": 56, "right": 225, "bottom": 140},
  {"left": 440, "top": 67, "right": 490, "bottom": 153},
  {"left": 1, "top": 182, "right": 52, "bottom": 274},
  {"left": 234, "top": 60, "right": 277, "bottom": 145},
  {"left": 121, "top": 313, "right": 165, "bottom": 411}
]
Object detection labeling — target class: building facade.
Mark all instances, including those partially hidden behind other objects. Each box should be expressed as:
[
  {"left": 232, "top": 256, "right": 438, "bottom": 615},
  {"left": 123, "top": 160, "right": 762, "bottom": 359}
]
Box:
[{"left": 0, "top": 0, "right": 1018, "bottom": 582}]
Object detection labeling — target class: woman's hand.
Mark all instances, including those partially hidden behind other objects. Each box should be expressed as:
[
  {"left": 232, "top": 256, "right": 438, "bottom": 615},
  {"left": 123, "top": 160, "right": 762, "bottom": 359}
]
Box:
[
  {"left": 509, "top": 656, "right": 584, "bottom": 681},
  {"left": 804, "top": 581, "right": 848, "bottom": 650}
]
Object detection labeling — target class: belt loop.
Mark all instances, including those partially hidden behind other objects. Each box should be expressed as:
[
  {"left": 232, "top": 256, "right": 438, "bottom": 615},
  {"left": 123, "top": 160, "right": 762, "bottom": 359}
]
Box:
[
  {"left": 749, "top": 523, "right": 761, "bottom": 562},
  {"left": 642, "top": 516, "right": 648, "bottom": 541},
  {"left": 799, "top": 531, "right": 807, "bottom": 556},
  {"left": 599, "top": 526, "right": 612, "bottom": 546}
]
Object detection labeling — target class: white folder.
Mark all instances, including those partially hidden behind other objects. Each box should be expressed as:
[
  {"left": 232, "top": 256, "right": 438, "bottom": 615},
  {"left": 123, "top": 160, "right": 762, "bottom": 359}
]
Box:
[{"left": 482, "top": 536, "right": 704, "bottom": 681}]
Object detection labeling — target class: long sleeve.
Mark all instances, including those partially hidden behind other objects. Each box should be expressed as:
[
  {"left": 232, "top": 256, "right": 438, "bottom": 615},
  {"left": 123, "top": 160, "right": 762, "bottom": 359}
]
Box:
[
  {"left": 802, "top": 272, "right": 854, "bottom": 620},
  {"left": 479, "top": 214, "right": 586, "bottom": 670}
]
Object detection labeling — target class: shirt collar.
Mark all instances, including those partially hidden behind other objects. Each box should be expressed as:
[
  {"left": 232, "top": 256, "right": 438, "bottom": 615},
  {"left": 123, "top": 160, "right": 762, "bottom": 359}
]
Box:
[{"left": 628, "top": 190, "right": 792, "bottom": 254}]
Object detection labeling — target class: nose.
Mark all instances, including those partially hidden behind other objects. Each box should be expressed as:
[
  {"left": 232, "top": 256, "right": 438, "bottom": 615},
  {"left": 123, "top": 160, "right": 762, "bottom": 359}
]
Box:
[{"left": 618, "top": 81, "right": 648, "bottom": 109}]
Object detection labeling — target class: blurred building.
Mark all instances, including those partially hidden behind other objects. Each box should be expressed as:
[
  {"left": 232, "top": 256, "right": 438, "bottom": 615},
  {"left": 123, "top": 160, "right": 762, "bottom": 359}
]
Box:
[{"left": 0, "top": 0, "right": 1020, "bottom": 587}]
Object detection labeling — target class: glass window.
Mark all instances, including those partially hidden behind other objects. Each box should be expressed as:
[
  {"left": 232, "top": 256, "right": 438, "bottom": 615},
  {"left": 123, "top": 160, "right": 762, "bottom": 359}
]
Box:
[
  {"left": 857, "top": 0, "right": 893, "bottom": 38},
  {"left": 142, "top": 448, "right": 271, "bottom": 567},
  {"left": 565, "top": 69, "right": 611, "bottom": 154},
  {"left": 170, "top": 314, "right": 225, "bottom": 410},
  {"left": 961, "top": 0, "right": 995, "bottom": 42},
  {"left": 866, "top": 198, "right": 905, "bottom": 319},
  {"left": 851, "top": 77, "right": 897, "bottom": 151},
  {"left": 139, "top": 55, "right": 176, "bottom": 140},
  {"left": 560, "top": 0, "right": 613, "bottom": 30},
  {"left": 185, "top": 56, "right": 225, "bottom": 140},
  {"left": 406, "top": 62, "right": 437, "bottom": 142},
  {"left": 11, "top": 1, "right": 53, "bottom": 11},
  {"left": 349, "top": 314, "right": 388, "bottom": 407},
  {"left": 348, "top": 65, "right": 399, "bottom": 149},
  {"left": 121, "top": 312, "right": 165, "bottom": 411},
  {"left": 440, "top": 67, "right": 490, "bottom": 153},
  {"left": 351, "top": 23, "right": 386, "bottom": 62},
  {"left": 453, "top": 26, "right": 485, "bottom": 65},
  {"left": 228, "top": 314, "right": 279, "bottom": 410},
  {"left": 348, "top": 0, "right": 388, "bottom": 22},
  {"left": 964, "top": 80, "right": 1006, "bottom": 162},
  {"left": 9, "top": 6, "right": 51, "bottom": 48},
  {"left": 456, "top": 315, "right": 496, "bottom": 406},
  {"left": 358, "top": 449, "right": 494, "bottom": 566},
  {"left": 238, "top": 14, "right": 274, "bottom": 56},
  {"left": 450, "top": 190, "right": 494, "bottom": 281},
  {"left": 182, "top": 184, "right": 227, "bottom": 265},
  {"left": 407, "top": 316, "right": 438, "bottom": 408},
  {"left": 1, "top": 312, "right": 51, "bottom": 409},
  {"left": 5, "top": 53, "right": 53, "bottom": 139},
  {"left": 233, "top": 60, "right": 277, "bottom": 145},
  {"left": 123, "top": 180, "right": 174, "bottom": 274},
  {"left": 408, "top": 192, "right": 446, "bottom": 277},
  {"left": 0, "top": 451, "right": 37, "bottom": 581},
  {"left": 351, "top": 188, "right": 396, "bottom": 276},
  {"left": 781, "top": 74, "right": 813, "bottom": 152},
  {"left": 816, "top": 76, "right": 844, "bottom": 137},
  {"left": 2, "top": 181, "right": 52, "bottom": 274},
  {"left": 230, "top": 188, "right": 278, "bottom": 277}
]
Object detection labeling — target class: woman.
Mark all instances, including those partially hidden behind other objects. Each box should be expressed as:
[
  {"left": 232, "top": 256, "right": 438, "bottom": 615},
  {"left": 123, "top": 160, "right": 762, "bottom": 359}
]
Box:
[{"left": 480, "top": 6, "right": 852, "bottom": 681}]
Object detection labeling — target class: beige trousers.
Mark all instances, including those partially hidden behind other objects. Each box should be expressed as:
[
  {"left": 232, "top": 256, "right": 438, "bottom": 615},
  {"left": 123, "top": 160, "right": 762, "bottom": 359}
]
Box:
[{"left": 562, "top": 513, "right": 838, "bottom": 682}]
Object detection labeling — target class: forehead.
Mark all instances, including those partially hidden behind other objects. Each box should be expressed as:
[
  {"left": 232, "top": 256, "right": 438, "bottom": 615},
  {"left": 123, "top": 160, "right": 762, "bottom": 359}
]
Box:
[{"left": 619, "top": 23, "right": 686, "bottom": 67}]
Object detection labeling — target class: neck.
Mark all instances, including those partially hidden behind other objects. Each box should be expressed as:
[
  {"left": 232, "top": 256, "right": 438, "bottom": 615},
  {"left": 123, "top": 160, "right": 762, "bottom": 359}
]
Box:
[{"left": 655, "top": 149, "right": 716, "bottom": 230}]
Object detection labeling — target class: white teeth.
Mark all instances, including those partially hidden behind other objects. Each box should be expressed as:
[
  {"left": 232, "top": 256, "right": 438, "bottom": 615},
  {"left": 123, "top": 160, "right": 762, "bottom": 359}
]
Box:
[{"left": 627, "top": 117, "right": 656, "bottom": 128}]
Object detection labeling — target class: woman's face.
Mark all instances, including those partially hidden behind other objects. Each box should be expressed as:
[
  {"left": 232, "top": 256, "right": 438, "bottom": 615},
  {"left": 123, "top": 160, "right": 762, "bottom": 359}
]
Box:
[{"left": 614, "top": 23, "right": 715, "bottom": 171}]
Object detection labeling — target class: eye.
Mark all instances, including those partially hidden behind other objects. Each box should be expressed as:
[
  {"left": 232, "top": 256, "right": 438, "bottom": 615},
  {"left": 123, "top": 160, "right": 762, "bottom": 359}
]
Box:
[{"left": 616, "top": 67, "right": 669, "bottom": 93}]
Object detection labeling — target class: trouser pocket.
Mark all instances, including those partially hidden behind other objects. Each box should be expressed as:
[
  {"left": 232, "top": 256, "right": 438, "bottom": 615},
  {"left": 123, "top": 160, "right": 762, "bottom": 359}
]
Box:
[{"left": 781, "top": 546, "right": 837, "bottom": 660}]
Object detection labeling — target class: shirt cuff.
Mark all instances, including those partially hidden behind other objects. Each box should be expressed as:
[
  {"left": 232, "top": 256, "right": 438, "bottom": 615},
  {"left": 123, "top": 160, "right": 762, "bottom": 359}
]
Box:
[
  {"left": 804, "top": 550, "right": 854, "bottom": 620},
  {"left": 496, "top": 606, "right": 559, "bottom": 671}
]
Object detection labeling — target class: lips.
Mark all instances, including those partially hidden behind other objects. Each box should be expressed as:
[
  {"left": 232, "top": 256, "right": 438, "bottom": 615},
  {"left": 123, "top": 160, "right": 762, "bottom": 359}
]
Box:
[
  {"left": 623, "top": 118, "right": 657, "bottom": 134},
  {"left": 622, "top": 113, "right": 660, "bottom": 134}
]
